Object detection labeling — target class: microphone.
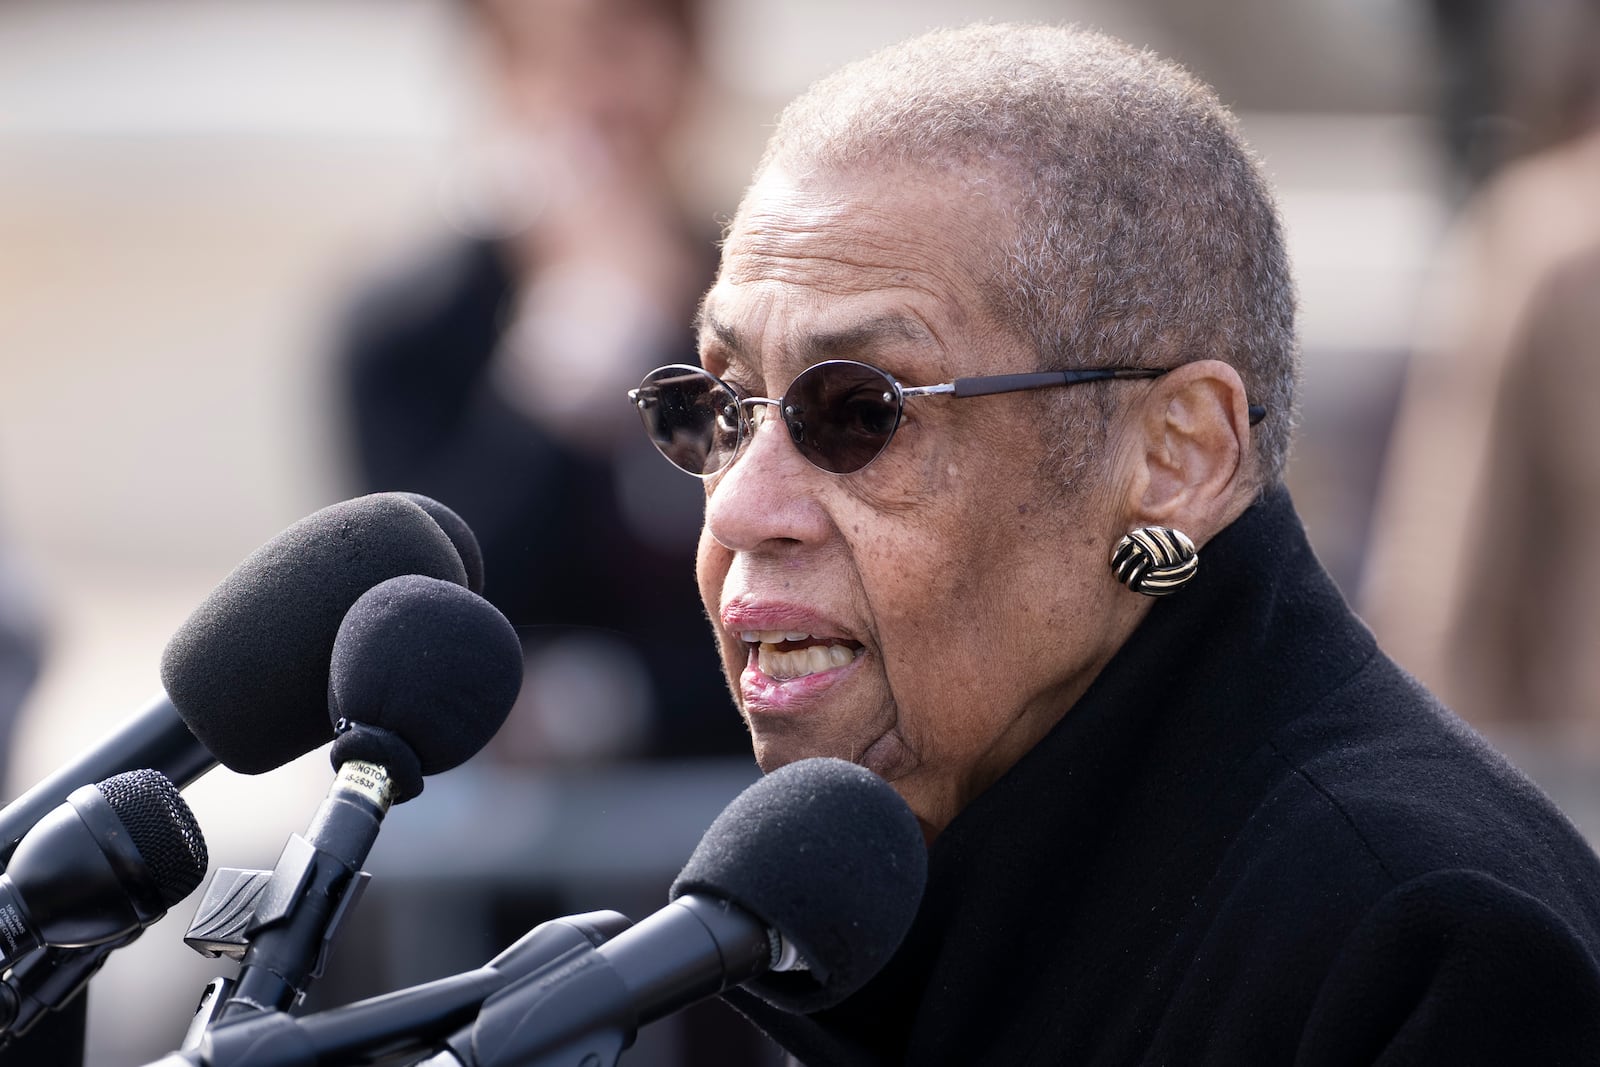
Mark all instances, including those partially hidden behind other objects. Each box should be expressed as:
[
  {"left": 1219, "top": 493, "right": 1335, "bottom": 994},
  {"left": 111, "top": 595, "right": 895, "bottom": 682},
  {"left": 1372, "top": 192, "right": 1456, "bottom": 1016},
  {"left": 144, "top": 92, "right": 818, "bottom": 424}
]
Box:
[
  {"left": 394, "top": 492, "right": 485, "bottom": 596},
  {"left": 151, "top": 912, "right": 634, "bottom": 1067},
  {"left": 426, "top": 757, "right": 926, "bottom": 1067},
  {"left": 159, "top": 493, "right": 478, "bottom": 775},
  {"left": 0, "top": 770, "right": 207, "bottom": 1039},
  {"left": 190, "top": 574, "right": 521, "bottom": 1019},
  {"left": 0, "top": 493, "right": 476, "bottom": 864},
  {"left": 0, "top": 768, "right": 206, "bottom": 965}
]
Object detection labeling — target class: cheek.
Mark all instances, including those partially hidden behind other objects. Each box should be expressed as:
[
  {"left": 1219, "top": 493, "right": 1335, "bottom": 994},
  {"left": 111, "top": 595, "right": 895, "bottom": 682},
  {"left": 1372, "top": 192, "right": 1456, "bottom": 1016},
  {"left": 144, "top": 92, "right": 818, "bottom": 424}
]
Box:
[
  {"left": 695, "top": 526, "right": 726, "bottom": 610},
  {"left": 854, "top": 468, "right": 1022, "bottom": 618},
  {"left": 860, "top": 495, "right": 1095, "bottom": 730},
  {"left": 696, "top": 533, "right": 748, "bottom": 685},
  {"left": 850, "top": 508, "right": 1015, "bottom": 698}
]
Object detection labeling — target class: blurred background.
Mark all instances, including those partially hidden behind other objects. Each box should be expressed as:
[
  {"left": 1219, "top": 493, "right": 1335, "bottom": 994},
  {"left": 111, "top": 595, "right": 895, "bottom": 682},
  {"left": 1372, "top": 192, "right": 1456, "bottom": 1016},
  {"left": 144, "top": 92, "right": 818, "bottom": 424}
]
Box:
[{"left": 1, "top": 0, "right": 1597, "bottom": 1062}]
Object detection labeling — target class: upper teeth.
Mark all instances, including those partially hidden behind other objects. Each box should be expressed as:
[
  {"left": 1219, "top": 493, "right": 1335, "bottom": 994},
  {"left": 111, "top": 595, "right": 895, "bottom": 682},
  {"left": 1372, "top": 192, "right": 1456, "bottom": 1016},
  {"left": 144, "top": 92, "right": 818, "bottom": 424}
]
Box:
[{"left": 739, "top": 630, "right": 816, "bottom": 644}]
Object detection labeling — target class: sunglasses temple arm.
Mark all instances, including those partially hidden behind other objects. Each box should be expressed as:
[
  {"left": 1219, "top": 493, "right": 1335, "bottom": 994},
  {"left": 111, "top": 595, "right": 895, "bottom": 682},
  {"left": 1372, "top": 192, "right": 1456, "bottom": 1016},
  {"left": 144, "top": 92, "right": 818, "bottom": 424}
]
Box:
[
  {"left": 941, "top": 370, "right": 1266, "bottom": 424},
  {"left": 944, "top": 368, "right": 1164, "bottom": 399}
]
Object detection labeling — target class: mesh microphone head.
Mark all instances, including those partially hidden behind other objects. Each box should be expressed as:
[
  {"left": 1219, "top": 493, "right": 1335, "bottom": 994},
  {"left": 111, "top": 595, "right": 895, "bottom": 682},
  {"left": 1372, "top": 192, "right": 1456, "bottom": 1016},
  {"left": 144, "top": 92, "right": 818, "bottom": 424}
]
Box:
[
  {"left": 96, "top": 769, "right": 208, "bottom": 908},
  {"left": 669, "top": 757, "right": 927, "bottom": 1012},
  {"left": 160, "top": 493, "right": 470, "bottom": 774},
  {"left": 329, "top": 574, "right": 523, "bottom": 801}
]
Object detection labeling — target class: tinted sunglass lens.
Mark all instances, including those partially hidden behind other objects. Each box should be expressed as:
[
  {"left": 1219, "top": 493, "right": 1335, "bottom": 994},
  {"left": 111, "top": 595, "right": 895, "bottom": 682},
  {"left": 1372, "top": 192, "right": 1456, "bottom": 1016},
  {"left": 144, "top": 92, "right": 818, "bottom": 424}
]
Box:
[
  {"left": 786, "top": 361, "right": 902, "bottom": 474},
  {"left": 633, "top": 366, "right": 741, "bottom": 476}
]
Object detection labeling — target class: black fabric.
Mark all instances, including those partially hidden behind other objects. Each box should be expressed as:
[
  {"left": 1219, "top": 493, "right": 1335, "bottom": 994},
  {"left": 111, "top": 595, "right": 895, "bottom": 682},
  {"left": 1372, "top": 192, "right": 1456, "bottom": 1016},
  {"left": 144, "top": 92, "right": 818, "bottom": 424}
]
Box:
[
  {"left": 337, "top": 237, "right": 747, "bottom": 759},
  {"left": 728, "top": 486, "right": 1600, "bottom": 1065}
]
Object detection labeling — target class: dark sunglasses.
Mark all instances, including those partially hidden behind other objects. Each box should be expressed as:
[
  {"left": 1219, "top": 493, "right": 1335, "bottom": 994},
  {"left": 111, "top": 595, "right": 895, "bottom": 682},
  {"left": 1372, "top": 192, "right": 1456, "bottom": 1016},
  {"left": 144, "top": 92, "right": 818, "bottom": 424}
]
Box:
[{"left": 628, "top": 360, "right": 1265, "bottom": 477}]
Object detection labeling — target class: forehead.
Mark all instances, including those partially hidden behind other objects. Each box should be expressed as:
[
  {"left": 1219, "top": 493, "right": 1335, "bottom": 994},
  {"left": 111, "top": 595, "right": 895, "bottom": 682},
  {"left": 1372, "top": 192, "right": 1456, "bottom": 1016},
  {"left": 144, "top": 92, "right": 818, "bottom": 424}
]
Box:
[{"left": 699, "top": 165, "right": 1019, "bottom": 379}]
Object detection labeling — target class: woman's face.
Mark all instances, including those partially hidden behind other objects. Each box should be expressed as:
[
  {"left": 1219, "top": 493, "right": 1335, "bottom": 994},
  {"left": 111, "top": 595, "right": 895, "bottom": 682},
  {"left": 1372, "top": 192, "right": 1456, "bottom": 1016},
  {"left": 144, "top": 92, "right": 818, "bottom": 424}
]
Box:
[{"left": 695, "top": 165, "right": 1152, "bottom": 840}]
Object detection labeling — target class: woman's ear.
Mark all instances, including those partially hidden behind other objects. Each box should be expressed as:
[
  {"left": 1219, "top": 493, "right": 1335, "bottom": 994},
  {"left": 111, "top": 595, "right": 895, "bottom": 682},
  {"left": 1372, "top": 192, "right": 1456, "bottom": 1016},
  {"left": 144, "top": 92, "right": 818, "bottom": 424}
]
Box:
[{"left": 1120, "top": 359, "right": 1256, "bottom": 544}]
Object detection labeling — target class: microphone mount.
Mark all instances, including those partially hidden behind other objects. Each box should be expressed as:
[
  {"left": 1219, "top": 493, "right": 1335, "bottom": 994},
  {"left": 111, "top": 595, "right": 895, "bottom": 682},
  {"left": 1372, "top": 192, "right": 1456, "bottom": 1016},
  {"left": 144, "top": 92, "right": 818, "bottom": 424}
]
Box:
[{"left": 184, "top": 759, "right": 397, "bottom": 1016}]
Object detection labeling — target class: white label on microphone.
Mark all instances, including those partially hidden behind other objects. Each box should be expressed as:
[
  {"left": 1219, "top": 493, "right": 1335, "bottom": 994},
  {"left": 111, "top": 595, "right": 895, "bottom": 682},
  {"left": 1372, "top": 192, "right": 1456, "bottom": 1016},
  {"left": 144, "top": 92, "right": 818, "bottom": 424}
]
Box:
[
  {"left": 336, "top": 760, "right": 396, "bottom": 812},
  {"left": 0, "top": 903, "right": 29, "bottom": 955}
]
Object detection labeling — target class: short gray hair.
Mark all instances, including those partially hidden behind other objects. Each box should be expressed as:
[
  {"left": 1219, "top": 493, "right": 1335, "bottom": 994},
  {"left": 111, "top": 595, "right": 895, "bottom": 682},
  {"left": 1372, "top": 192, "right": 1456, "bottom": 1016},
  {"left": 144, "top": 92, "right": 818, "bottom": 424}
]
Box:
[{"left": 750, "top": 22, "right": 1299, "bottom": 485}]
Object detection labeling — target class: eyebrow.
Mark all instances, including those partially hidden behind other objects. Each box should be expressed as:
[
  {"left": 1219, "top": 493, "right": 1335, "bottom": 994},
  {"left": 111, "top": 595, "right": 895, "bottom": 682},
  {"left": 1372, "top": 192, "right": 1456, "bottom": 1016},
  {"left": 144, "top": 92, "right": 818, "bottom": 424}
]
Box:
[
  {"left": 804, "top": 315, "right": 934, "bottom": 360},
  {"left": 695, "top": 302, "right": 740, "bottom": 354},
  {"left": 696, "top": 308, "right": 936, "bottom": 364}
]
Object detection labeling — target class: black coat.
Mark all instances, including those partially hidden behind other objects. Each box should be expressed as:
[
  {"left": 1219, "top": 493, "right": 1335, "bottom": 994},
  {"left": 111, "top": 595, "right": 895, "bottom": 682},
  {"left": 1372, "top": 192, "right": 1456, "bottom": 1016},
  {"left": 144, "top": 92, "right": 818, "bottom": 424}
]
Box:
[{"left": 729, "top": 486, "right": 1600, "bottom": 1065}]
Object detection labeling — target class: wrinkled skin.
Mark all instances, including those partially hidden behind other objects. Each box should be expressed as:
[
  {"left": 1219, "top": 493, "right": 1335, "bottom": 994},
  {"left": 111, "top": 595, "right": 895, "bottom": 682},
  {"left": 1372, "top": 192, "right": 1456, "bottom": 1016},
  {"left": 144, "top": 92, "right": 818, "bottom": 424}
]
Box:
[{"left": 693, "top": 165, "right": 1160, "bottom": 840}]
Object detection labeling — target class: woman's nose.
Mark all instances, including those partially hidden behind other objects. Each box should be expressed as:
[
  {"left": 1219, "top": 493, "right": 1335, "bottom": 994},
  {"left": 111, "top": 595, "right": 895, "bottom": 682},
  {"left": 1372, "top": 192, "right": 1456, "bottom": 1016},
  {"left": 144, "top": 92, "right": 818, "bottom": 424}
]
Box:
[{"left": 701, "top": 406, "right": 830, "bottom": 553}]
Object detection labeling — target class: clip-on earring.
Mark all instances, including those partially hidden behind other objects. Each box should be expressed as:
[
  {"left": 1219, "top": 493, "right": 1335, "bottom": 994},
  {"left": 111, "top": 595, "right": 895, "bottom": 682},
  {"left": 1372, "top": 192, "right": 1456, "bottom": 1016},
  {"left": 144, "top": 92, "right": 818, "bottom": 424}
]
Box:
[{"left": 1110, "top": 526, "right": 1198, "bottom": 596}]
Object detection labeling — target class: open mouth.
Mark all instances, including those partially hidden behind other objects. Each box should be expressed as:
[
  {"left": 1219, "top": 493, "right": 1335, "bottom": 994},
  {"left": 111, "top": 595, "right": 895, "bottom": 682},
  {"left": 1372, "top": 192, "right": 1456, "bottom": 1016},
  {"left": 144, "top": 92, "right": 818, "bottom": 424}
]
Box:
[{"left": 739, "top": 630, "right": 865, "bottom": 681}]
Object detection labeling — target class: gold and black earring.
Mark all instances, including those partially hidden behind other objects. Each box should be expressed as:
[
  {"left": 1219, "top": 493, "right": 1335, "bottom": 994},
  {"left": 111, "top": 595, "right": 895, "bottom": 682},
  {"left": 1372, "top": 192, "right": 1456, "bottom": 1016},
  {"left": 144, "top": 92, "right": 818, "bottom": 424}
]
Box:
[{"left": 1110, "top": 527, "right": 1198, "bottom": 596}]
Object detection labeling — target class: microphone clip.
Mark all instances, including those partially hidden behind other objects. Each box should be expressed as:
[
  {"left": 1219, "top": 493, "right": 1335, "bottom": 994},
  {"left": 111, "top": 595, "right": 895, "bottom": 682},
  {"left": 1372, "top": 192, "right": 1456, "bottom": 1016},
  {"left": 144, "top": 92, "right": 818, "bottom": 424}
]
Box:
[{"left": 182, "top": 844, "right": 371, "bottom": 974}]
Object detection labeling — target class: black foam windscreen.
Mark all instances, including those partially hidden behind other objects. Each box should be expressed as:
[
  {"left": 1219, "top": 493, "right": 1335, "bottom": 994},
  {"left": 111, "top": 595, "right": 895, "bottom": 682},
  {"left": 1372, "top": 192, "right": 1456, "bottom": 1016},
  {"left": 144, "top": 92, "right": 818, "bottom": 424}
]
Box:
[
  {"left": 397, "top": 493, "right": 485, "bottom": 595},
  {"left": 328, "top": 574, "right": 522, "bottom": 783},
  {"left": 159, "top": 494, "right": 470, "bottom": 774},
  {"left": 669, "top": 757, "right": 927, "bottom": 1013},
  {"left": 96, "top": 769, "right": 208, "bottom": 907}
]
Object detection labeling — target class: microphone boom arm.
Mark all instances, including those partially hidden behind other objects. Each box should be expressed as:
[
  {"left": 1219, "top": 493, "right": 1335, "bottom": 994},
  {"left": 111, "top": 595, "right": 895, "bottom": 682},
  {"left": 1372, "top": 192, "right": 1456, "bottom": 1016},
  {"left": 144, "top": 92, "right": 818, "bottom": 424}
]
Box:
[
  {"left": 425, "top": 895, "right": 775, "bottom": 1067},
  {"left": 155, "top": 912, "right": 631, "bottom": 1067},
  {"left": 0, "top": 695, "right": 211, "bottom": 868}
]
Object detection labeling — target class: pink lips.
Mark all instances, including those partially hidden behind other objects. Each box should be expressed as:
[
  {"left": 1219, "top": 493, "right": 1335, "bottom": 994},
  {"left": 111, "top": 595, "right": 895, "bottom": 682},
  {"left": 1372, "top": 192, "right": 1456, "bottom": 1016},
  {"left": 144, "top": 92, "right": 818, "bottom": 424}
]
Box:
[
  {"left": 740, "top": 649, "right": 862, "bottom": 715},
  {"left": 722, "top": 599, "right": 864, "bottom": 717},
  {"left": 721, "top": 598, "right": 844, "bottom": 637}
]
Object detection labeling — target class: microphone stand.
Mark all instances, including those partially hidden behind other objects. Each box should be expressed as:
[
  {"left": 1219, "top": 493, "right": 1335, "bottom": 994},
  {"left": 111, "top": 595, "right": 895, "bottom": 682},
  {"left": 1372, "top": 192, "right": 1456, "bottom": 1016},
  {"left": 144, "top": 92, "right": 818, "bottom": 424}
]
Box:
[
  {"left": 154, "top": 912, "right": 631, "bottom": 1067},
  {"left": 419, "top": 896, "right": 775, "bottom": 1067},
  {"left": 0, "top": 938, "right": 131, "bottom": 1043},
  {"left": 184, "top": 760, "right": 395, "bottom": 1020},
  {"left": 0, "top": 694, "right": 212, "bottom": 867}
]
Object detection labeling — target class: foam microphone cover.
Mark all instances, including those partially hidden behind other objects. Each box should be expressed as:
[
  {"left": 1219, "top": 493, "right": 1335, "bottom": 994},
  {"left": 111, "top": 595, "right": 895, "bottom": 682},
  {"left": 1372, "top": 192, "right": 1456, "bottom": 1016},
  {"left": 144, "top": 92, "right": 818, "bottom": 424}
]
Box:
[
  {"left": 328, "top": 574, "right": 522, "bottom": 800},
  {"left": 397, "top": 493, "right": 485, "bottom": 595},
  {"left": 160, "top": 494, "right": 470, "bottom": 774},
  {"left": 669, "top": 757, "right": 927, "bottom": 1013}
]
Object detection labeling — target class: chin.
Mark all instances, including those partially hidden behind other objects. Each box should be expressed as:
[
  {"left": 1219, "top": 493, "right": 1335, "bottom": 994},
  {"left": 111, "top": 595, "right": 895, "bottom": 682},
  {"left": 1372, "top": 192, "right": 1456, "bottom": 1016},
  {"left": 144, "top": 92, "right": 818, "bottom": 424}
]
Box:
[
  {"left": 748, "top": 735, "right": 808, "bottom": 774},
  {"left": 749, "top": 728, "right": 848, "bottom": 775}
]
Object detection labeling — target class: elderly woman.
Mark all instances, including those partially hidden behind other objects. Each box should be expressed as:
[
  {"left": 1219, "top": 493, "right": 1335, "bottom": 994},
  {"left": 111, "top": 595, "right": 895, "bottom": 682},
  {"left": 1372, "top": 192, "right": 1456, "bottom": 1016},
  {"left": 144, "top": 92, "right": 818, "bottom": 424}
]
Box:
[{"left": 628, "top": 23, "right": 1600, "bottom": 1065}]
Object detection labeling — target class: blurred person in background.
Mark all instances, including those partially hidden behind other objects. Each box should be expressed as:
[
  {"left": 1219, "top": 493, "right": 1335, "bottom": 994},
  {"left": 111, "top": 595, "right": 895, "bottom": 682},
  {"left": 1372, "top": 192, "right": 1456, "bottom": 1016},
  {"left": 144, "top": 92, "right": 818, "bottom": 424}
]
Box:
[
  {"left": 0, "top": 510, "right": 45, "bottom": 763},
  {"left": 1362, "top": 0, "right": 1600, "bottom": 745},
  {"left": 337, "top": 0, "right": 745, "bottom": 766},
  {"left": 0, "top": 504, "right": 65, "bottom": 1062},
  {"left": 1423, "top": 0, "right": 1600, "bottom": 193},
  {"left": 0, "top": 490, "right": 46, "bottom": 789}
]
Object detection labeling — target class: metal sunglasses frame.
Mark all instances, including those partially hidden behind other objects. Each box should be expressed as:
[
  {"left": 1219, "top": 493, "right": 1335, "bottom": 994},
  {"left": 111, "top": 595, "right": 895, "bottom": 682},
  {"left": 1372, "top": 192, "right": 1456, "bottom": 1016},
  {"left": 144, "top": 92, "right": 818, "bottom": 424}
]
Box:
[{"left": 629, "top": 359, "right": 1264, "bottom": 476}]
